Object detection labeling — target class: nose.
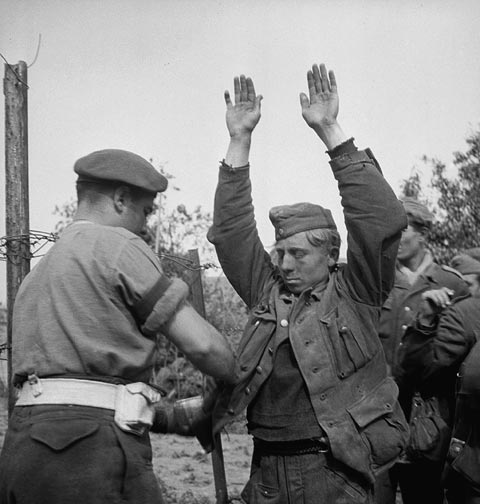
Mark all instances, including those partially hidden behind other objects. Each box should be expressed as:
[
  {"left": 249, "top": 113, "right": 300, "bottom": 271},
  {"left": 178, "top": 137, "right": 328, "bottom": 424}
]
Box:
[{"left": 280, "top": 254, "right": 295, "bottom": 273}]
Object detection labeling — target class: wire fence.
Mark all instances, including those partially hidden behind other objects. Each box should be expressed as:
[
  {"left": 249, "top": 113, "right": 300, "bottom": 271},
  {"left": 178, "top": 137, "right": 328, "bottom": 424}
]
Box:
[{"left": 0, "top": 231, "right": 218, "bottom": 270}]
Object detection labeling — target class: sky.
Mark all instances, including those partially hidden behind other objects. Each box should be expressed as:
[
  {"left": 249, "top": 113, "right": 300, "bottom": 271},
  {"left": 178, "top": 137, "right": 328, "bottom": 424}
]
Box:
[{"left": 1, "top": 0, "right": 480, "bottom": 305}]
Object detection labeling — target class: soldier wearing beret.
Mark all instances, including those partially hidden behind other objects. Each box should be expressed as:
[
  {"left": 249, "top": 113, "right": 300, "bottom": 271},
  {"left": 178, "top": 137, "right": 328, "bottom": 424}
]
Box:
[
  {"left": 0, "top": 149, "right": 235, "bottom": 504},
  {"left": 396, "top": 254, "right": 480, "bottom": 504},
  {"left": 202, "top": 63, "right": 410, "bottom": 503},
  {"left": 375, "top": 198, "right": 469, "bottom": 504}
]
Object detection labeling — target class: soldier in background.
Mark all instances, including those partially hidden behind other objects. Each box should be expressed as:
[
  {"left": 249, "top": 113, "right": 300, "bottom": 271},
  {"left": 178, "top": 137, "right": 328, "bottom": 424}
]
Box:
[{"left": 375, "top": 200, "right": 469, "bottom": 504}]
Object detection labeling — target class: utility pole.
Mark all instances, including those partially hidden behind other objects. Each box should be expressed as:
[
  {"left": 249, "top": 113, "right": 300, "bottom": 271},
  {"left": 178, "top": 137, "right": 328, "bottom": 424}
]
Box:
[{"left": 4, "top": 61, "right": 30, "bottom": 417}]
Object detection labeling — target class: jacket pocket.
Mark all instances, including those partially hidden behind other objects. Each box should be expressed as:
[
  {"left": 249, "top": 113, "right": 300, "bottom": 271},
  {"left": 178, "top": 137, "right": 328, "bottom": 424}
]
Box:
[
  {"left": 236, "top": 305, "right": 276, "bottom": 373},
  {"left": 30, "top": 419, "right": 99, "bottom": 451},
  {"left": 347, "top": 377, "right": 409, "bottom": 473},
  {"left": 321, "top": 307, "right": 378, "bottom": 379}
]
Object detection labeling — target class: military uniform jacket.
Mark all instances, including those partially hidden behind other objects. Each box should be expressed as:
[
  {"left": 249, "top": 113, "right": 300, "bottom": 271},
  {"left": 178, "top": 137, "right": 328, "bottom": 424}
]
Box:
[
  {"left": 397, "top": 295, "right": 480, "bottom": 422},
  {"left": 449, "top": 337, "right": 480, "bottom": 488},
  {"left": 207, "top": 148, "right": 409, "bottom": 484},
  {"left": 379, "top": 262, "right": 468, "bottom": 377}
]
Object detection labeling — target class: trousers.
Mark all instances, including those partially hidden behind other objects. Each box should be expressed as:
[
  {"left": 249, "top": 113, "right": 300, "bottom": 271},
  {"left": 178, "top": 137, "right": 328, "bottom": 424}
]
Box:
[
  {"left": 241, "top": 443, "right": 373, "bottom": 504},
  {"left": 0, "top": 404, "right": 164, "bottom": 504}
]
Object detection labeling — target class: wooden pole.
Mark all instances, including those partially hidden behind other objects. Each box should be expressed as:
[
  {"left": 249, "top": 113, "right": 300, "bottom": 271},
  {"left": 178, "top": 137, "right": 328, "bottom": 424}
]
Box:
[
  {"left": 4, "top": 61, "right": 30, "bottom": 417},
  {"left": 188, "top": 249, "right": 228, "bottom": 504}
]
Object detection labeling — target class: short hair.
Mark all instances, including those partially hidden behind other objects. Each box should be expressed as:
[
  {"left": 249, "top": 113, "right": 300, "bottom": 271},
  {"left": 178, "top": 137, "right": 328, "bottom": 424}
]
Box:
[
  {"left": 305, "top": 228, "right": 341, "bottom": 258},
  {"left": 271, "top": 228, "right": 341, "bottom": 265},
  {"left": 76, "top": 180, "right": 151, "bottom": 204}
]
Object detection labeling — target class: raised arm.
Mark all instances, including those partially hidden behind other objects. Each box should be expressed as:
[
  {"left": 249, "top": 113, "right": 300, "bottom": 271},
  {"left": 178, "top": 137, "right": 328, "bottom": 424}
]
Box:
[
  {"left": 208, "top": 76, "right": 273, "bottom": 307},
  {"left": 299, "top": 63, "right": 407, "bottom": 305},
  {"left": 224, "top": 75, "right": 262, "bottom": 167}
]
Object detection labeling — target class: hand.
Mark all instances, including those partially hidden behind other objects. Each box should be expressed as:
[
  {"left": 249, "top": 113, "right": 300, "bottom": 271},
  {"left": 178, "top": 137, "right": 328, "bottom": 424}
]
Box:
[
  {"left": 421, "top": 287, "right": 454, "bottom": 314},
  {"left": 300, "top": 63, "right": 346, "bottom": 149},
  {"left": 225, "top": 75, "right": 262, "bottom": 139}
]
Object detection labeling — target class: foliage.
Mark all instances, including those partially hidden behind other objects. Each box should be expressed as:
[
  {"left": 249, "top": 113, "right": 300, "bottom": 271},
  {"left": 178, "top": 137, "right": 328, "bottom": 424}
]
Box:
[{"left": 400, "top": 127, "right": 480, "bottom": 264}]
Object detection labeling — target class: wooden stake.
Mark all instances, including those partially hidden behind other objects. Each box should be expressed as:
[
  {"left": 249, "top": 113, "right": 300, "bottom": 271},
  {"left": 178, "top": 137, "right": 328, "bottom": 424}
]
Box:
[
  {"left": 4, "top": 61, "right": 30, "bottom": 417},
  {"left": 188, "top": 249, "right": 228, "bottom": 504}
]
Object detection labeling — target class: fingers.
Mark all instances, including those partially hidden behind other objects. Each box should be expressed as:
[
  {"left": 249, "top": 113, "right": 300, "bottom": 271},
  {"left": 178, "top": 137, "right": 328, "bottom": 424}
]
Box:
[
  {"left": 307, "top": 70, "right": 316, "bottom": 102},
  {"left": 329, "top": 70, "right": 337, "bottom": 93},
  {"left": 234, "top": 76, "right": 241, "bottom": 104},
  {"left": 299, "top": 92, "right": 310, "bottom": 110},
  {"left": 254, "top": 94, "right": 263, "bottom": 113},
  {"left": 224, "top": 90, "right": 232, "bottom": 108},
  {"left": 246, "top": 77, "right": 256, "bottom": 102},
  {"left": 227, "top": 75, "right": 257, "bottom": 105},
  {"left": 309, "top": 63, "right": 336, "bottom": 94},
  {"left": 240, "top": 75, "right": 248, "bottom": 102}
]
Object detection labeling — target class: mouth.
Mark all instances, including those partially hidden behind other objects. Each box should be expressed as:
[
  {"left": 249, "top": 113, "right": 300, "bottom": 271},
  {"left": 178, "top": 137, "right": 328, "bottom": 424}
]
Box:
[{"left": 284, "top": 277, "right": 300, "bottom": 284}]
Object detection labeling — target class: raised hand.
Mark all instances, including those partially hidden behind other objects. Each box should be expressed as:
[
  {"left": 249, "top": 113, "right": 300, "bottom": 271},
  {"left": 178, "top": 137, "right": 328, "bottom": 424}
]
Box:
[
  {"left": 225, "top": 75, "right": 262, "bottom": 139},
  {"left": 300, "top": 63, "right": 346, "bottom": 149}
]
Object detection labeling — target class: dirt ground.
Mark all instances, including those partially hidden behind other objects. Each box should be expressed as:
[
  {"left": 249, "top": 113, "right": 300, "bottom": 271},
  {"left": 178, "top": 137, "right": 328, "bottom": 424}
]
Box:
[{"left": 0, "top": 397, "right": 251, "bottom": 503}]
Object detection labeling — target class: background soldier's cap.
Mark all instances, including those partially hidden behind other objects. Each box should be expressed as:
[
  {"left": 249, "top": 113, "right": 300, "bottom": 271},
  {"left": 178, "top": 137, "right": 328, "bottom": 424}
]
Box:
[
  {"left": 401, "top": 197, "right": 434, "bottom": 229},
  {"left": 463, "top": 247, "right": 480, "bottom": 263},
  {"left": 74, "top": 149, "right": 168, "bottom": 193},
  {"left": 451, "top": 254, "right": 480, "bottom": 276},
  {"left": 269, "top": 202, "right": 337, "bottom": 241}
]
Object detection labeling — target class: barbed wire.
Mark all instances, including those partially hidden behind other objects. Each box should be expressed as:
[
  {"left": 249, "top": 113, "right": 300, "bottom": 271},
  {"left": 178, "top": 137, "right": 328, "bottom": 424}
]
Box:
[
  {"left": 159, "top": 253, "right": 218, "bottom": 271},
  {"left": 0, "top": 343, "right": 10, "bottom": 360},
  {"left": 0, "top": 230, "right": 58, "bottom": 262},
  {"left": 0, "top": 52, "right": 29, "bottom": 89},
  {"left": 0, "top": 231, "right": 218, "bottom": 271}
]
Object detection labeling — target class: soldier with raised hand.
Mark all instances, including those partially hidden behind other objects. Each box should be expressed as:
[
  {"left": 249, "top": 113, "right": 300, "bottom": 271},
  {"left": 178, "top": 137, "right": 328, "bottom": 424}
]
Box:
[{"left": 205, "top": 63, "right": 409, "bottom": 503}]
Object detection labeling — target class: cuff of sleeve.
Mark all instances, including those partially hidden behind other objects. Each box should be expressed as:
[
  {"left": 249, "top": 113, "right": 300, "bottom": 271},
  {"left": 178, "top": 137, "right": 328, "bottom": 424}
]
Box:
[
  {"left": 326, "top": 137, "right": 357, "bottom": 159},
  {"left": 151, "top": 404, "right": 175, "bottom": 433},
  {"left": 414, "top": 315, "right": 438, "bottom": 333},
  {"left": 219, "top": 159, "right": 250, "bottom": 172},
  {"left": 141, "top": 277, "right": 189, "bottom": 336}
]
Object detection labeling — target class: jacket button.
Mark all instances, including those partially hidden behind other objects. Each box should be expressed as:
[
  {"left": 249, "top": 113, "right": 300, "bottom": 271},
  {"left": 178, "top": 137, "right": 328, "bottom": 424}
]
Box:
[
  {"left": 401, "top": 325, "right": 408, "bottom": 331},
  {"left": 245, "top": 387, "right": 251, "bottom": 395},
  {"left": 227, "top": 408, "right": 235, "bottom": 415},
  {"left": 256, "top": 366, "right": 263, "bottom": 374},
  {"left": 320, "top": 393, "right": 326, "bottom": 401},
  {"left": 341, "top": 326, "right": 347, "bottom": 332},
  {"left": 305, "top": 340, "right": 311, "bottom": 346},
  {"left": 280, "top": 319, "right": 288, "bottom": 327},
  {"left": 404, "top": 306, "right": 411, "bottom": 312},
  {"left": 268, "top": 347, "right": 274, "bottom": 355}
]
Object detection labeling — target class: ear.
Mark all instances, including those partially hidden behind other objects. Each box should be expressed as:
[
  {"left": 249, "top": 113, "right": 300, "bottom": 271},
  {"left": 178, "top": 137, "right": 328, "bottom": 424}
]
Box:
[
  {"left": 328, "top": 247, "right": 339, "bottom": 267},
  {"left": 112, "top": 185, "right": 132, "bottom": 213}
]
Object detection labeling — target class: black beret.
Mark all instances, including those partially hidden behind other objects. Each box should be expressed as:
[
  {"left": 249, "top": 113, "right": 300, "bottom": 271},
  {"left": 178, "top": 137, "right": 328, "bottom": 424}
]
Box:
[
  {"left": 74, "top": 149, "right": 168, "bottom": 193},
  {"left": 401, "top": 197, "right": 433, "bottom": 229},
  {"left": 269, "top": 202, "right": 337, "bottom": 241}
]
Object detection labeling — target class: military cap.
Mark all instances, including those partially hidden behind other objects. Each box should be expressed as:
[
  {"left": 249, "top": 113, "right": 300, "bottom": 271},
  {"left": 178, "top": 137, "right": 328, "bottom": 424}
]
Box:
[
  {"left": 451, "top": 254, "right": 480, "bottom": 276},
  {"left": 463, "top": 247, "right": 480, "bottom": 263},
  {"left": 269, "top": 202, "right": 337, "bottom": 241},
  {"left": 74, "top": 149, "right": 168, "bottom": 193},
  {"left": 401, "top": 197, "right": 434, "bottom": 229}
]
